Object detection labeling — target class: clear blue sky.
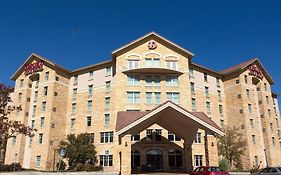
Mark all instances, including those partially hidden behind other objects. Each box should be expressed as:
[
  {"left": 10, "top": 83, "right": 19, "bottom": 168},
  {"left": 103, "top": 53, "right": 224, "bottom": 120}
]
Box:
[{"left": 1, "top": 1, "right": 281, "bottom": 96}]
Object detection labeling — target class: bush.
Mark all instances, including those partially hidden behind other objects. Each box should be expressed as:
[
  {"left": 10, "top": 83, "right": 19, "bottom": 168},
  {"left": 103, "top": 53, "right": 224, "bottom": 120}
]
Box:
[
  {"left": 56, "top": 160, "right": 66, "bottom": 171},
  {"left": 0, "top": 163, "right": 21, "bottom": 172},
  {"left": 219, "top": 159, "right": 229, "bottom": 171},
  {"left": 74, "top": 163, "right": 103, "bottom": 171}
]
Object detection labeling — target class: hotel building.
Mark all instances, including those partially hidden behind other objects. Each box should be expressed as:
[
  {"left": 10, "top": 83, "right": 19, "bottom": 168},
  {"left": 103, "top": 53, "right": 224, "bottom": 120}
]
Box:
[{"left": 4, "top": 32, "right": 281, "bottom": 174}]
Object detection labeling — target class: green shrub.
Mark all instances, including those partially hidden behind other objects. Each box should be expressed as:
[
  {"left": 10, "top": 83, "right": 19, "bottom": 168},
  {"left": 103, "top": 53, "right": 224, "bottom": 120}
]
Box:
[
  {"left": 56, "top": 160, "right": 66, "bottom": 171},
  {"left": 0, "top": 163, "right": 21, "bottom": 172},
  {"left": 219, "top": 159, "right": 229, "bottom": 171}
]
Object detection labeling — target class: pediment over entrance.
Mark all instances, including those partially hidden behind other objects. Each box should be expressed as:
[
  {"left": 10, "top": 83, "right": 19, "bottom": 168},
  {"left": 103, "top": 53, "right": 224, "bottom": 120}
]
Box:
[{"left": 116, "top": 101, "right": 223, "bottom": 139}]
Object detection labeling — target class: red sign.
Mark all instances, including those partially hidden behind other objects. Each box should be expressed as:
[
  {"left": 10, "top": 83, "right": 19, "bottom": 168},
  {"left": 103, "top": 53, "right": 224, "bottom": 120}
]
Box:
[
  {"left": 148, "top": 40, "right": 157, "bottom": 50},
  {"left": 24, "top": 61, "right": 44, "bottom": 75},
  {"left": 248, "top": 64, "right": 263, "bottom": 79}
]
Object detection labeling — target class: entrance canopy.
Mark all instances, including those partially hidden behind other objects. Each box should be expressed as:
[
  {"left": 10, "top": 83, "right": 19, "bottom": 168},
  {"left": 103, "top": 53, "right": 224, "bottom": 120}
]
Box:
[{"left": 116, "top": 101, "right": 223, "bottom": 139}]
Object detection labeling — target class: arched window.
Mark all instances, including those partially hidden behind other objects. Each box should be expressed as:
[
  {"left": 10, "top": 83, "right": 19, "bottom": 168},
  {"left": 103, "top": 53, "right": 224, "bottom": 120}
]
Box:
[
  {"left": 131, "top": 149, "right": 140, "bottom": 167},
  {"left": 168, "top": 149, "right": 183, "bottom": 168}
]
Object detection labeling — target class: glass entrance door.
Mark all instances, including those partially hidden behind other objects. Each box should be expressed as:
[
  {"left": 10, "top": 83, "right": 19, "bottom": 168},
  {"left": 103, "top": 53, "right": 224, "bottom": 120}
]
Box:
[{"left": 146, "top": 149, "right": 163, "bottom": 172}]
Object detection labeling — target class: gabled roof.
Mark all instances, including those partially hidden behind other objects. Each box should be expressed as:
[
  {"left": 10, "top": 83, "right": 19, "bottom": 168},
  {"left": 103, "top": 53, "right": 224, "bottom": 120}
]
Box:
[
  {"left": 11, "top": 53, "right": 70, "bottom": 80},
  {"left": 220, "top": 58, "right": 274, "bottom": 84},
  {"left": 112, "top": 32, "right": 194, "bottom": 58},
  {"left": 116, "top": 100, "right": 223, "bottom": 136}
]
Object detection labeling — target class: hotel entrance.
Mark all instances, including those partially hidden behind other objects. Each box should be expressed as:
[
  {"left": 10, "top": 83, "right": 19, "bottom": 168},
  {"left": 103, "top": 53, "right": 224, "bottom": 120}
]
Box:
[{"left": 146, "top": 149, "right": 163, "bottom": 172}]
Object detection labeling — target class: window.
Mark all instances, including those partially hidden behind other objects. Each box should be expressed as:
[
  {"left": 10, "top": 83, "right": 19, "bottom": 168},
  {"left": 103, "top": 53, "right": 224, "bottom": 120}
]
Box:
[
  {"left": 166, "top": 61, "right": 177, "bottom": 69},
  {"left": 45, "top": 72, "right": 49, "bottom": 81},
  {"left": 266, "top": 96, "right": 269, "bottom": 104},
  {"left": 246, "top": 89, "right": 250, "bottom": 98},
  {"left": 131, "top": 150, "right": 140, "bottom": 167},
  {"left": 168, "top": 132, "right": 181, "bottom": 141},
  {"left": 127, "top": 92, "right": 140, "bottom": 104},
  {"left": 218, "top": 90, "right": 222, "bottom": 101},
  {"left": 192, "top": 98, "right": 196, "bottom": 110},
  {"left": 276, "top": 118, "right": 279, "bottom": 127},
  {"left": 88, "top": 100, "right": 92, "bottom": 111},
  {"left": 40, "top": 117, "right": 45, "bottom": 128},
  {"left": 31, "top": 120, "right": 35, "bottom": 129},
  {"left": 169, "top": 149, "right": 183, "bottom": 168},
  {"left": 89, "top": 71, "right": 94, "bottom": 80},
  {"left": 189, "top": 68, "right": 194, "bottom": 78},
  {"left": 71, "top": 118, "right": 75, "bottom": 128},
  {"left": 86, "top": 116, "right": 92, "bottom": 127},
  {"left": 250, "top": 119, "right": 254, "bottom": 128},
  {"left": 216, "top": 77, "right": 220, "bottom": 87},
  {"left": 146, "top": 129, "right": 153, "bottom": 141},
  {"left": 155, "top": 129, "right": 162, "bottom": 141},
  {"left": 73, "top": 88, "right": 77, "bottom": 98},
  {"left": 34, "top": 91, "right": 38, "bottom": 102},
  {"left": 20, "top": 79, "right": 24, "bottom": 88},
  {"left": 12, "top": 136, "right": 16, "bottom": 145},
  {"left": 204, "top": 73, "right": 208, "bottom": 82},
  {"left": 106, "top": 81, "right": 111, "bottom": 91},
  {"left": 155, "top": 92, "right": 161, "bottom": 104},
  {"left": 236, "top": 79, "right": 240, "bottom": 84},
  {"left": 100, "top": 131, "right": 113, "bottom": 143},
  {"left": 146, "top": 92, "right": 152, "bottom": 104},
  {"left": 270, "top": 123, "right": 273, "bottom": 131},
  {"left": 248, "top": 104, "right": 252, "bottom": 114},
  {"left": 35, "top": 80, "right": 39, "bottom": 88},
  {"left": 72, "top": 103, "right": 77, "bottom": 113},
  {"left": 99, "top": 155, "right": 113, "bottom": 166},
  {"left": 29, "top": 137, "right": 33, "bottom": 146},
  {"left": 44, "top": 86, "right": 48, "bottom": 96},
  {"left": 252, "top": 135, "right": 256, "bottom": 144},
  {"left": 36, "top": 156, "right": 41, "bottom": 167},
  {"left": 264, "top": 83, "right": 267, "bottom": 91},
  {"left": 190, "top": 82, "right": 195, "bottom": 94},
  {"left": 128, "top": 60, "right": 139, "bottom": 69},
  {"left": 194, "top": 132, "right": 201, "bottom": 143},
  {"left": 127, "top": 75, "right": 140, "bottom": 86},
  {"left": 206, "top": 102, "right": 211, "bottom": 113},
  {"left": 254, "top": 156, "right": 259, "bottom": 166},
  {"left": 273, "top": 97, "right": 276, "bottom": 105},
  {"left": 167, "top": 92, "right": 179, "bottom": 104},
  {"left": 268, "top": 109, "right": 271, "bottom": 117},
  {"left": 73, "top": 75, "right": 78, "bottom": 85},
  {"left": 42, "top": 102, "right": 46, "bottom": 112},
  {"left": 154, "top": 75, "right": 161, "bottom": 86},
  {"left": 166, "top": 76, "right": 178, "bottom": 86},
  {"left": 219, "top": 105, "right": 223, "bottom": 115},
  {"left": 194, "top": 155, "right": 203, "bottom": 166},
  {"left": 55, "top": 76, "right": 59, "bottom": 81},
  {"left": 18, "top": 93, "right": 22, "bottom": 101},
  {"left": 38, "top": 133, "right": 43, "bottom": 144},
  {"left": 105, "top": 97, "right": 110, "bottom": 109},
  {"left": 32, "top": 105, "right": 37, "bottom": 116},
  {"left": 272, "top": 137, "right": 275, "bottom": 145},
  {"left": 88, "top": 85, "right": 93, "bottom": 95},
  {"left": 274, "top": 107, "right": 277, "bottom": 116},
  {"left": 131, "top": 134, "right": 140, "bottom": 141},
  {"left": 145, "top": 58, "right": 160, "bottom": 67},
  {"left": 205, "top": 87, "right": 209, "bottom": 97},
  {"left": 244, "top": 75, "right": 248, "bottom": 84},
  {"left": 220, "top": 120, "right": 224, "bottom": 129},
  {"left": 105, "top": 114, "right": 110, "bottom": 125},
  {"left": 146, "top": 75, "right": 153, "bottom": 86},
  {"left": 106, "top": 66, "right": 112, "bottom": 76}
]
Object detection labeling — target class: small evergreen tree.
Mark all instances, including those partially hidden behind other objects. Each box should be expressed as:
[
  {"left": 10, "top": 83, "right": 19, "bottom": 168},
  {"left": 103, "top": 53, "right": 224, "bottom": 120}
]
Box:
[{"left": 59, "top": 133, "right": 98, "bottom": 170}]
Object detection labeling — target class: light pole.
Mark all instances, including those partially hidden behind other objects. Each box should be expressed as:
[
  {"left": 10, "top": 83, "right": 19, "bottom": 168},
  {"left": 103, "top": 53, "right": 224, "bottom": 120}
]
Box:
[{"left": 264, "top": 149, "right": 268, "bottom": 167}]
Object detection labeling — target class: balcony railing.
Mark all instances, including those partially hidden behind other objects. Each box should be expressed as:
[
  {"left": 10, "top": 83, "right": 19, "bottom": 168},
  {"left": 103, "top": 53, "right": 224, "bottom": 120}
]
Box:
[{"left": 119, "top": 65, "right": 184, "bottom": 74}]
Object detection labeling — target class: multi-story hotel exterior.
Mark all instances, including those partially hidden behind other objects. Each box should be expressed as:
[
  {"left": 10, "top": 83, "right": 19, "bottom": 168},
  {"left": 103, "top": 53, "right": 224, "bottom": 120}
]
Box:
[{"left": 4, "top": 32, "right": 281, "bottom": 174}]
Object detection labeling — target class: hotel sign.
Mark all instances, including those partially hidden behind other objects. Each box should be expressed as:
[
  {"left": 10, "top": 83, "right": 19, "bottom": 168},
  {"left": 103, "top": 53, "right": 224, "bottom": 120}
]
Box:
[
  {"left": 248, "top": 64, "right": 263, "bottom": 79},
  {"left": 148, "top": 40, "right": 157, "bottom": 50},
  {"left": 24, "top": 61, "right": 44, "bottom": 75}
]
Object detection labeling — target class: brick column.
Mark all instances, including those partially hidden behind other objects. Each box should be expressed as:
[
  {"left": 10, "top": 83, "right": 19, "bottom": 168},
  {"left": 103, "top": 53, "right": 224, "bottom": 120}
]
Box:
[
  {"left": 204, "top": 133, "right": 209, "bottom": 166},
  {"left": 207, "top": 135, "right": 219, "bottom": 166},
  {"left": 183, "top": 140, "right": 193, "bottom": 173},
  {"left": 121, "top": 134, "right": 132, "bottom": 175}
]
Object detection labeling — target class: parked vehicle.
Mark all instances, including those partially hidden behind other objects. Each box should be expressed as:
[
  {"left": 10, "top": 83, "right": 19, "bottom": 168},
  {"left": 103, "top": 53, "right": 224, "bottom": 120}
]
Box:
[
  {"left": 192, "top": 166, "right": 230, "bottom": 175},
  {"left": 252, "top": 167, "right": 281, "bottom": 175}
]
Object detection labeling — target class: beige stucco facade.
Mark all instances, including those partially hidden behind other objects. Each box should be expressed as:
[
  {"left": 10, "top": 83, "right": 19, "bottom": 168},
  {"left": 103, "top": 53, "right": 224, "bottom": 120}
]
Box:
[{"left": 4, "top": 32, "right": 281, "bottom": 174}]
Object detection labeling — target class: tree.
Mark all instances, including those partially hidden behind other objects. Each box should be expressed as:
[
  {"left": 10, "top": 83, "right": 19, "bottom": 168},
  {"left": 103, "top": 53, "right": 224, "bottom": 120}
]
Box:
[
  {"left": 59, "top": 133, "right": 98, "bottom": 170},
  {"left": 0, "top": 83, "right": 35, "bottom": 165},
  {"left": 217, "top": 126, "right": 246, "bottom": 169}
]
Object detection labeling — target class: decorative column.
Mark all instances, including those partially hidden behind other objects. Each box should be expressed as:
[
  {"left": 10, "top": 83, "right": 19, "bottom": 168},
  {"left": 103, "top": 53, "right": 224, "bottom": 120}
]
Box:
[
  {"left": 120, "top": 134, "right": 132, "bottom": 175},
  {"left": 204, "top": 133, "right": 209, "bottom": 166},
  {"left": 183, "top": 140, "right": 193, "bottom": 173}
]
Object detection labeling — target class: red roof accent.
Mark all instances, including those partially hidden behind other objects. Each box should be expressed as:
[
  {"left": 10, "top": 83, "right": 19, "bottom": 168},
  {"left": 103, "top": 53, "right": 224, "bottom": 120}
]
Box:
[
  {"left": 220, "top": 58, "right": 257, "bottom": 75},
  {"left": 116, "top": 101, "right": 222, "bottom": 132}
]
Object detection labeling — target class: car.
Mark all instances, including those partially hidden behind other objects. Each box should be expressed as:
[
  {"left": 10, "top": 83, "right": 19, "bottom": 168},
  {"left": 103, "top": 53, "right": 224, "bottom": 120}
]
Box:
[
  {"left": 191, "top": 166, "right": 230, "bottom": 175},
  {"left": 253, "top": 167, "right": 281, "bottom": 175}
]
